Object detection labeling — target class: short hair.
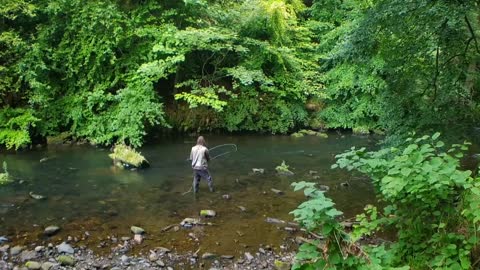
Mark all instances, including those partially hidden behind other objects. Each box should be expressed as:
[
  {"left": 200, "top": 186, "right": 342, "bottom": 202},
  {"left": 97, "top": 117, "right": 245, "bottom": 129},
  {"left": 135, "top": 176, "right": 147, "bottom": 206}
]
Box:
[{"left": 197, "top": 136, "right": 206, "bottom": 146}]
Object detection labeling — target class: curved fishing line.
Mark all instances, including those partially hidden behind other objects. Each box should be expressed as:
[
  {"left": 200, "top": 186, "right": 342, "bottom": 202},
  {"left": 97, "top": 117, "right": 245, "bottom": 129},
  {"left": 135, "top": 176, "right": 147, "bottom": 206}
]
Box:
[{"left": 209, "top": 144, "right": 238, "bottom": 160}]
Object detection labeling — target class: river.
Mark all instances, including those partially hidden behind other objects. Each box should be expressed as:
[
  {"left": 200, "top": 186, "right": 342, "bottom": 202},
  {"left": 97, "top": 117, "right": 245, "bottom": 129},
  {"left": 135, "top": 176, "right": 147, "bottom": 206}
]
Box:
[{"left": 0, "top": 133, "right": 378, "bottom": 257}]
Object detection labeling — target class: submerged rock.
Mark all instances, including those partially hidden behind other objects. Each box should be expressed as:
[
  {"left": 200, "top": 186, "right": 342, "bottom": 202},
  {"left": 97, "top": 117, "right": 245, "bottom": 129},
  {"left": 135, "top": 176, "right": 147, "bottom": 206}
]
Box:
[
  {"left": 29, "top": 192, "right": 46, "bottom": 200},
  {"left": 130, "top": 226, "right": 145, "bottom": 234},
  {"left": 200, "top": 210, "right": 216, "bottom": 218},
  {"left": 319, "top": 185, "right": 330, "bottom": 192},
  {"left": 252, "top": 168, "right": 265, "bottom": 174},
  {"left": 44, "top": 226, "right": 60, "bottom": 236},
  {"left": 201, "top": 253, "right": 216, "bottom": 260},
  {"left": 180, "top": 218, "right": 201, "bottom": 227},
  {"left": 0, "top": 236, "right": 8, "bottom": 244},
  {"left": 265, "top": 217, "right": 286, "bottom": 225},
  {"left": 271, "top": 188, "right": 284, "bottom": 195}
]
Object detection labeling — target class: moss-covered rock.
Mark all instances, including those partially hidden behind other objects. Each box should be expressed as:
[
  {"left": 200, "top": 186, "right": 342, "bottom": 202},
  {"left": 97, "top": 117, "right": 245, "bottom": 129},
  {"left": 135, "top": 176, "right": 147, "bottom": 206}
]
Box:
[
  {"left": 57, "top": 255, "right": 75, "bottom": 266},
  {"left": 25, "top": 261, "right": 41, "bottom": 270},
  {"left": 353, "top": 126, "right": 370, "bottom": 135},
  {"left": 290, "top": 132, "right": 304, "bottom": 138},
  {"left": 109, "top": 144, "right": 149, "bottom": 169},
  {"left": 315, "top": 132, "right": 328, "bottom": 138},
  {"left": 46, "top": 132, "right": 72, "bottom": 145},
  {"left": 299, "top": 129, "right": 317, "bottom": 136},
  {"left": 274, "top": 260, "right": 290, "bottom": 270}
]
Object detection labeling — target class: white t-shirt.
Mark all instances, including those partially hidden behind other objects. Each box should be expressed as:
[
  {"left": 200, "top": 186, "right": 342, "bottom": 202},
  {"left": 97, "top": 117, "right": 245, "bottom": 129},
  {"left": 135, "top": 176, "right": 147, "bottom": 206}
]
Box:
[{"left": 190, "top": 145, "right": 209, "bottom": 170}]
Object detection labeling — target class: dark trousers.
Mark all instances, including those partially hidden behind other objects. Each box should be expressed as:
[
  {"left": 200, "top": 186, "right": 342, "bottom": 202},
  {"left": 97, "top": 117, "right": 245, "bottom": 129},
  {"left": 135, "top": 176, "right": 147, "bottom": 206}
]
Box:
[{"left": 193, "top": 169, "right": 214, "bottom": 192}]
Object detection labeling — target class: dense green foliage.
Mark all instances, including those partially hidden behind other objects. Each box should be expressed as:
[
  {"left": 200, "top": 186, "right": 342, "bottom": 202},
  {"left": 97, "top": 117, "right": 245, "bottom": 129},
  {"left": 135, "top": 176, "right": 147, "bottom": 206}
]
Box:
[
  {"left": 1, "top": 0, "right": 479, "bottom": 148},
  {"left": 292, "top": 133, "right": 480, "bottom": 269}
]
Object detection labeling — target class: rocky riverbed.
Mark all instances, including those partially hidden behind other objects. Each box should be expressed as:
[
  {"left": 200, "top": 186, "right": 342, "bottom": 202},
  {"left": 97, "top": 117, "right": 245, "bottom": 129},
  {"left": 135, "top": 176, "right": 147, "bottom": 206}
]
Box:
[{"left": 0, "top": 236, "right": 296, "bottom": 270}]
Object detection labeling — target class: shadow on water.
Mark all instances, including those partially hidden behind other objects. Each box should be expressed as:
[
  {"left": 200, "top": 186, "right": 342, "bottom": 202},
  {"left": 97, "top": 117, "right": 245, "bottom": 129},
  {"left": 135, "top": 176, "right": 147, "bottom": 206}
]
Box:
[{"left": 0, "top": 133, "right": 378, "bottom": 256}]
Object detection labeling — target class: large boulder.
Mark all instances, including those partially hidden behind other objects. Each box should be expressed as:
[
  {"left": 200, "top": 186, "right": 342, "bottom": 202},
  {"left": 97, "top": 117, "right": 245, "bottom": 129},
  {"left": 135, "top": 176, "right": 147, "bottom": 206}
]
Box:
[{"left": 109, "top": 144, "right": 149, "bottom": 170}]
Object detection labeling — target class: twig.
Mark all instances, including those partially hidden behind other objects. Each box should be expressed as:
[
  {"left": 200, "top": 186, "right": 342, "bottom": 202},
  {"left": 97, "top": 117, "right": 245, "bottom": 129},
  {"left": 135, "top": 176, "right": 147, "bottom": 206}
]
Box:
[
  {"left": 161, "top": 224, "right": 176, "bottom": 232},
  {"left": 465, "top": 15, "right": 480, "bottom": 53}
]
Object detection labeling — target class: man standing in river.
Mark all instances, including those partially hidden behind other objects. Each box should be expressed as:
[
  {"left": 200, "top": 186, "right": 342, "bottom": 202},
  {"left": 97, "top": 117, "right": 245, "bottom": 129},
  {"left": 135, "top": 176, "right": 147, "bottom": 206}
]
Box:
[{"left": 190, "top": 136, "right": 214, "bottom": 193}]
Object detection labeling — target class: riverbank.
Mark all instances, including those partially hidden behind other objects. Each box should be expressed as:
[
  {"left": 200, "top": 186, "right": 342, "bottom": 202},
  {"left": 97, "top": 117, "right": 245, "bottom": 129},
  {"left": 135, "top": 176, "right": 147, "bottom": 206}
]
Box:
[{"left": 1, "top": 232, "right": 297, "bottom": 270}]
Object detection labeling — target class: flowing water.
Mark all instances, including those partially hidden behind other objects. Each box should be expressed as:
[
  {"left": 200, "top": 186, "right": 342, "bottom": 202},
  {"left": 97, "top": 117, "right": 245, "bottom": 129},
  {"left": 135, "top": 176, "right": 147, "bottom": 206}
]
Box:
[{"left": 0, "top": 133, "right": 378, "bottom": 256}]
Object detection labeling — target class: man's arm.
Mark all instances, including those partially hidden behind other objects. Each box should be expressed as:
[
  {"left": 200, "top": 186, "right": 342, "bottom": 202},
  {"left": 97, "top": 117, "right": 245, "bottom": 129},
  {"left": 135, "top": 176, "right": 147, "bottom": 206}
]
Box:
[
  {"left": 189, "top": 148, "right": 193, "bottom": 161},
  {"left": 205, "top": 149, "right": 210, "bottom": 161}
]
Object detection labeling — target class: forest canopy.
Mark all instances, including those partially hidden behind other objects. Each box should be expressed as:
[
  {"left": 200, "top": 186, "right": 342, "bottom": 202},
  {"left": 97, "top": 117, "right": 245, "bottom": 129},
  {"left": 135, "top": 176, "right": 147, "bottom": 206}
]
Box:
[{"left": 1, "top": 0, "right": 479, "bottom": 149}]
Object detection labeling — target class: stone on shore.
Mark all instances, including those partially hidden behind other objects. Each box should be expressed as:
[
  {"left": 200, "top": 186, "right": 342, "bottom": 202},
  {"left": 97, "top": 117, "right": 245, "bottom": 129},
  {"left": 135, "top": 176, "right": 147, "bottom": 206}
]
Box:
[
  {"left": 130, "top": 226, "right": 145, "bottom": 234},
  {"left": 56, "top": 242, "right": 74, "bottom": 254},
  {"left": 20, "top": 250, "right": 37, "bottom": 261},
  {"left": 133, "top": 234, "right": 143, "bottom": 244},
  {"left": 10, "top": 245, "right": 24, "bottom": 256},
  {"left": 244, "top": 252, "right": 254, "bottom": 261},
  {"left": 57, "top": 255, "right": 75, "bottom": 266},
  {"left": 41, "top": 262, "right": 54, "bottom": 270},
  {"left": 25, "top": 261, "right": 41, "bottom": 270},
  {"left": 274, "top": 260, "right": 290, "bottom": 270}
]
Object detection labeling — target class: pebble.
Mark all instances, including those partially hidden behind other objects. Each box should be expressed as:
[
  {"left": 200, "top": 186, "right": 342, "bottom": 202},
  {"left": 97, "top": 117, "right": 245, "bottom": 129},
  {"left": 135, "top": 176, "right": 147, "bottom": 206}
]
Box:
[
  {"left": 56, "top": 242, "right": 74, "bottom": 254},
  {"left": 20, "top": 250, "right": 37, "bottom": 261},
  {"left": 34, "top": 246, "right": 44, "bottom": 253},
  {"left": 0, "top": 244, "right": 9, "bottom": 253},
  {"left": 259, "top": 248, "right": 266, "bottom": 254},
  {"left": 156, "top": 247, "right": 171, "bottom": 254},
  {"left": 244, "top": 252, "right": 254, "bottom": 261},
  {"left": 10, "top": 245, "right": 24, "bottom": 256},
  {"left": 41, "top": 262, "right": 54, "bottom": 270},
  {"left": 156, "top": 260, "right": 165, "bottom": 267},
  {"left": 133, "top": 234, "right": 143, "bottom": 244},
  {"left": 270, "top": 188, "right": 284, "bottom": 195},
  {"left": 221, "top": 255, "right": 234, "bottom": 260},
  {"left": 121, "top": 236, "right": 130, "bottom": 241},
  {"left": 130, "top": 226, "right": 145, "bottom": 234},
  {"left": 25, "top": 261, "right": 41, "bottom": 270},
  {"left": 201, "top": 252, "right": 216, "bottom": 260},
  {"left": 222, "top": 194, "right": 231, "bottom": 200}
]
